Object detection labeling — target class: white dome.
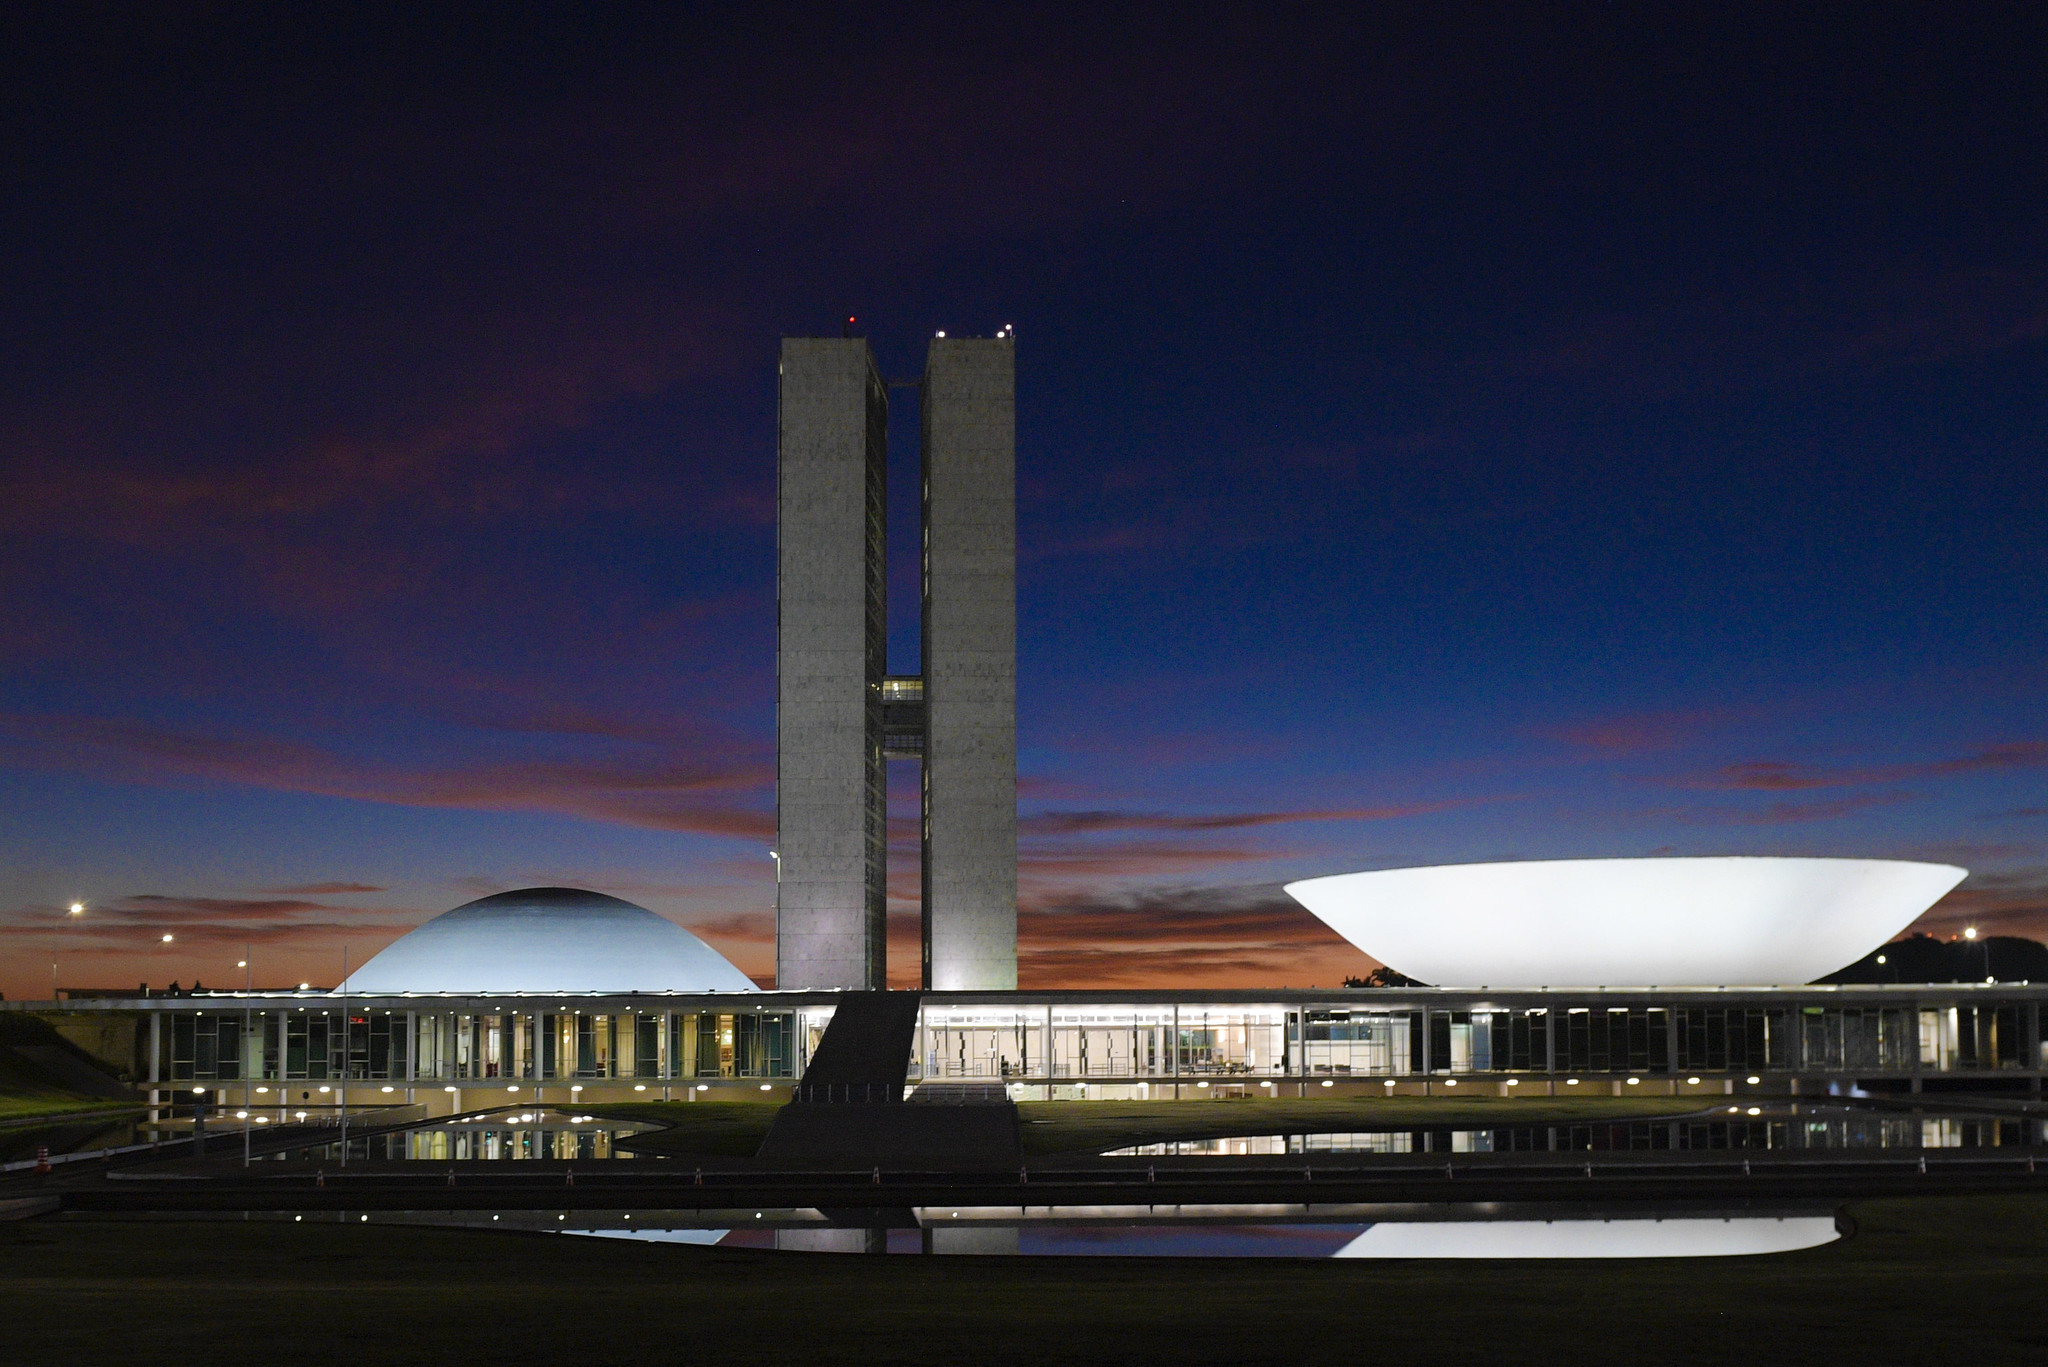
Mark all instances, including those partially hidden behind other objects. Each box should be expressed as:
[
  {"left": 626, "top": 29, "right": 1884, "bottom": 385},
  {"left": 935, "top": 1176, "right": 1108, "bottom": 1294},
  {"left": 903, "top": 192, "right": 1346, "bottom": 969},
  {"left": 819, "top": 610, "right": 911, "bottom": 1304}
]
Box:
[
  {"left": 340, "top": 887, "right": 758, "bottom": 994},
  {"left": 1284, "top": 856, "right": 1965, "bottom": 988}
]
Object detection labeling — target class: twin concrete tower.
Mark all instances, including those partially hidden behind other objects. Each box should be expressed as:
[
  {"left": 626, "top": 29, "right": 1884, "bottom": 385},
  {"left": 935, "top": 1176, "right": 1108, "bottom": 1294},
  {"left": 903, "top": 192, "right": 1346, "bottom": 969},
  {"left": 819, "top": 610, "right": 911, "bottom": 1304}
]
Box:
[{"left": 775, "top": 333, "right": 1017, "bottom": 991}]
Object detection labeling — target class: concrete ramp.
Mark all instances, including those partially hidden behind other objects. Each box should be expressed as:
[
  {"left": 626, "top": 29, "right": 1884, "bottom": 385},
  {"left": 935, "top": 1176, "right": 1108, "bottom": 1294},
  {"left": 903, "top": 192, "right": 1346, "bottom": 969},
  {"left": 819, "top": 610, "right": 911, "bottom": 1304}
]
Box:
[
  {"left": 758, "top": 991, "right": 1020, "bottom": 1166},
  {"left": 10, "top": 1046, "right": 132, "bottom": 1099},
  {"left": 790, "top": 991, "right": 922, "bottom": 1102}
]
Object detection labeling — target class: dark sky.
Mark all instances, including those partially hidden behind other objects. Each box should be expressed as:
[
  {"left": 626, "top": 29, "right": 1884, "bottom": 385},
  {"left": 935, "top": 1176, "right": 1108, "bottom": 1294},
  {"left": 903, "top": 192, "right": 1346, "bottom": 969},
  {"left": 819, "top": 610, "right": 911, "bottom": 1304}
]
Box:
[{"left": 3, "top": 5, "right": 2044, "bottom": 996}]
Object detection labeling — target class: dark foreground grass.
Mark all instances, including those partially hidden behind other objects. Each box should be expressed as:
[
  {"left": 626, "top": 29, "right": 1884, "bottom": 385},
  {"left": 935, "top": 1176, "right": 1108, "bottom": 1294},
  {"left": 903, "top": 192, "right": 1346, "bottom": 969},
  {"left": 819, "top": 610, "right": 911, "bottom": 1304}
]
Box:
[
  {"left": 593, "top": 1094, "right": 1709, "bottom": 1159},
  {"left": 3, "top": 1193, "right": 2044, "bottom": 1365}
]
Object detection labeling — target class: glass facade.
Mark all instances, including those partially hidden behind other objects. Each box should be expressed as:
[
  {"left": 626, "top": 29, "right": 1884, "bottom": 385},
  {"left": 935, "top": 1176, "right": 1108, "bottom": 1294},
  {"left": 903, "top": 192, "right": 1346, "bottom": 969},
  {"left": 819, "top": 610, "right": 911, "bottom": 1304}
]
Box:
[
  {"left": 153, "top": 1006, "right": 807, "bottom": 1083},
  {"left": 135, "top": 990, "right": 2044, "bottom": 1090}
]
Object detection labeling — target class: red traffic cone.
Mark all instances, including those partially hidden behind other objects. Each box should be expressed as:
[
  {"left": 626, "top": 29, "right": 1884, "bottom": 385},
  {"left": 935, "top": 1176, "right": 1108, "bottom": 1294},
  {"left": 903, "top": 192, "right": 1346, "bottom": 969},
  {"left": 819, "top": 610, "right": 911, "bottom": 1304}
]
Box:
[{"left": 33, "top": 1146, "right": 51, "bottom": 1176}]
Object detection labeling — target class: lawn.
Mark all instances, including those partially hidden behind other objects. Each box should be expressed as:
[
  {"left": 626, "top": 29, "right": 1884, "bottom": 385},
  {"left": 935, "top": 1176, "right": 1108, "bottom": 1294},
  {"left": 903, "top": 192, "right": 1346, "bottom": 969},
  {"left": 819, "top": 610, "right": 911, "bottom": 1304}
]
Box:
[
  {"left": 1, "top": 1192, "right": 2042, "bottom": 1364},
  {"left": 591, "top": 1094, "right": 1711, "bottom": 1160}
]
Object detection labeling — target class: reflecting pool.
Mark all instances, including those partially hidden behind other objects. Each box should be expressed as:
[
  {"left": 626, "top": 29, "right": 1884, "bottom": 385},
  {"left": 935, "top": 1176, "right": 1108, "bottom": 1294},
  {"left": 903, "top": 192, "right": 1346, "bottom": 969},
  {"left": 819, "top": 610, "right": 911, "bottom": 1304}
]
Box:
[
  {"left": 1105, "top": 1111, "right": 2047, "bottom": 1157},
  {"left": 150, "top": 1203, "right": 1843, "bottom": 1259}
]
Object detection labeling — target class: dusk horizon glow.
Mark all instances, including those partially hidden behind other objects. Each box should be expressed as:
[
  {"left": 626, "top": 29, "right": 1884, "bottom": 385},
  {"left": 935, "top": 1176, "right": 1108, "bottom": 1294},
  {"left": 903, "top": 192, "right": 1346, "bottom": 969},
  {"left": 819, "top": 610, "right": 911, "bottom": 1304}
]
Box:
[{"left": 3, "top": 8, "right": 2043, "bottom": 999}]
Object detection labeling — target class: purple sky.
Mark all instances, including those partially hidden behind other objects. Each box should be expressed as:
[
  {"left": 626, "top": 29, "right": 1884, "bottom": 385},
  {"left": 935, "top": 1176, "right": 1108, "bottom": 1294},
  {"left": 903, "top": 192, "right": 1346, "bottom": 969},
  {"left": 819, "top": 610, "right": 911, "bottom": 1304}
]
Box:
[{"left": 1, "top": 7, "right": 2043, "bottom": 996}]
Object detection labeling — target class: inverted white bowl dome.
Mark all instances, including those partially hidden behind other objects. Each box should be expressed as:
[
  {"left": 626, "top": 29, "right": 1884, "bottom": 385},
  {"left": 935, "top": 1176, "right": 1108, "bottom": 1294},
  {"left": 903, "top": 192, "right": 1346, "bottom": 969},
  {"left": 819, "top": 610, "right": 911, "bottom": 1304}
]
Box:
[
  {"left": 1283, "top": 857, "right": 1965, "bottom": 988},
  {"left": 340, "top": 887, "right": 758, "bottom": 994}
]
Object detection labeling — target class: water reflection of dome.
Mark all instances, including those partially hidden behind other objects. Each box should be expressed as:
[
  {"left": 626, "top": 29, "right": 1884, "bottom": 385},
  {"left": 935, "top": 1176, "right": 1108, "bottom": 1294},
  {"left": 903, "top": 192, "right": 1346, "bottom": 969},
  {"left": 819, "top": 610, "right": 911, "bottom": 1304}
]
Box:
[
  {"left": 341, "top": 887, "right": 757, "bottom": 994},
  {"left": 1334, "top": 1216, "right": 1840, "bottom": 1259}
]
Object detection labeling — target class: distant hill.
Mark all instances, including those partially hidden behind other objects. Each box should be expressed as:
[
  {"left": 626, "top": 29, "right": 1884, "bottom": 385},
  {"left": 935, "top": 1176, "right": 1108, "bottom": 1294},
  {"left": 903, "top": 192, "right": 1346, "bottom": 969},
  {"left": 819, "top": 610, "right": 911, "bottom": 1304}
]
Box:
[{"left": 1818, "top": 933, "right": 2048, "bottom": 985}]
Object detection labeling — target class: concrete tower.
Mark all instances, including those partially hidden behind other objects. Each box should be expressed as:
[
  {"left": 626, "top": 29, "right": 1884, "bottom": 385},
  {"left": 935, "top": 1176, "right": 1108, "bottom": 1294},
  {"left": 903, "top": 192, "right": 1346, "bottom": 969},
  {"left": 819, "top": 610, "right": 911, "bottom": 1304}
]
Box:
[
  {"left": 919, "top": 337, "right": 1018, "bottom": 989},
  {"left": 774, "top": 330, "right": 1017, "bottom": 992},
  {"left": 775, "top": 338, "right": 888, "bottom": 990}
]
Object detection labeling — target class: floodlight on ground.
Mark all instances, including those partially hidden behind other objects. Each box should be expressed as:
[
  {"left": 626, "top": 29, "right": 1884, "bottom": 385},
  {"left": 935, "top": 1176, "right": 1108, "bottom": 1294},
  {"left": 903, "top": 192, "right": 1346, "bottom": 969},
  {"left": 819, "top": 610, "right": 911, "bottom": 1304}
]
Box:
[
  {"left": 69, "top": 903, "right": 84, "bottom": 915},
  {"left": 381, "top": 1086, "right": 393, "bottom": 1093},
  {"left": 1506, "top": 1078, "right": 1519, "bottom": 1086},
  {"left": 1321, "top": 1080, "right": 1334, "bottom": 1087},
  {"left": 1444, "top": 1079, "right": 1457, "bottom": 1087},
  {"left": 1626, "top": 1077, "right": 1639, "bottom": 1085},
  {"left": 633, "top": 1084, "right": 646, "bottom": 1091},
  {"left": 1566, "top": 1078, "right": 1579, "bottom": 1085},
  {"left": 760, "top": 1083, "right": 772, "bottom": 1091},
  {"left": 1747, "top": 1107, "right": 1762, "bottom": 1116},
  {"left": 1747, "top": 1076, "right": 1761, "bottom": 1085},
  {"left": 1687, "top": 1077, "right": 1701, "bottom": 1085},
  {"left": 443, "top": 1085, "right": 456, "bottom": 1093}
]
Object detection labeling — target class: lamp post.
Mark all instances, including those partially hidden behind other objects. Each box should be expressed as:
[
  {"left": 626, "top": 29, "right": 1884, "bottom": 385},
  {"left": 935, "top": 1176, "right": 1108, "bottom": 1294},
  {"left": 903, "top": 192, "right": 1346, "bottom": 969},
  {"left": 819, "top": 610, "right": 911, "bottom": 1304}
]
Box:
[
  {"left": 241, "top": 950, "right": 252, "bottom": 1168},
  {"left": 338, "top": 945, "right": 349, "bottom": 1168},
  {"left": 55, "top": 901, "right": 85, "bottom": 1003}
]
